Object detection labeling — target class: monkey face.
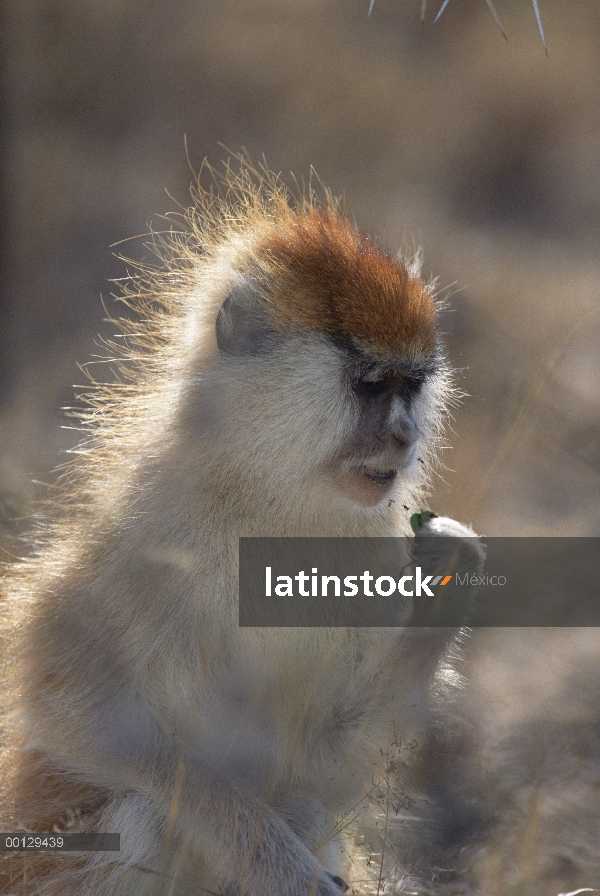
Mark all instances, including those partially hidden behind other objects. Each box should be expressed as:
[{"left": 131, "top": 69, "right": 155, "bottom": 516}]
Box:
[
  {"left": 208, "top": 254, "right": 446, "bottom": 517},
  {"left": 328, "top": 357, "right": 431, "bottom": 507},
  {"left": 211, "top": 309, "right": 431, "bottom": 507}
]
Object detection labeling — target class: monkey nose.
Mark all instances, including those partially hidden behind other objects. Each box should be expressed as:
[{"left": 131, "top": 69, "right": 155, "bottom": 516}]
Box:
[
  {"left": 388, "top": 402, "right": 419, "bottom": 452},
  {"left": 391, "top": 419, "right": 418, "bottom": 453},
  {"left": 393, "top": 430, "right": 416, "bottom": 451}
]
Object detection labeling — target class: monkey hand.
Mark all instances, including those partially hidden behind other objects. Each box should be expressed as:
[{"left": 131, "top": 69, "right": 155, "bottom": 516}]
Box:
[{"left": 411, "top": 516, "right": 486, "bottom": 626}]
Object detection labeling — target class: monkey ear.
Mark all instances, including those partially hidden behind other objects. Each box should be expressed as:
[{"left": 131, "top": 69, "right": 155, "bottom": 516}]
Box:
[{"left": 216, "top": 279, "right": 280, "bottom": 356}]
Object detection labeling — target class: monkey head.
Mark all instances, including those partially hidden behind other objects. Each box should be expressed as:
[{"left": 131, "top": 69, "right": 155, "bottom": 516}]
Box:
[{"left": 189, "top": 206, "right": 450, "bottom": 515}]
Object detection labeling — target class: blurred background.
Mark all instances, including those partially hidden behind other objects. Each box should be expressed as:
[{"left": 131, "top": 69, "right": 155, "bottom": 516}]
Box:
[
  {"left": 2, "top": 0, "right": 599, "bottom": 539},
  {"left": 2, "top": 1, "right": 600, "bottom": 894}
]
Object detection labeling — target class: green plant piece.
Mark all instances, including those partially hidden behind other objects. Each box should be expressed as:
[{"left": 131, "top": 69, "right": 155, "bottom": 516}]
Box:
[{"left": 410, "top": 510, "right": 438, "bottom": 533}]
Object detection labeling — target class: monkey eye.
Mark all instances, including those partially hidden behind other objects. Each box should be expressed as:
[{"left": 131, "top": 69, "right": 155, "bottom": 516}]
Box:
[
  {"left": 404, "top": 374, "right": 425, "bottom": 395},
  {"left": 355, "top": 379, "right": 386, "bottom": 398},
  {"left": 352, "top": 367, "right": 388, "bottom": 398},
  {"left": 360, "top": 368, "right": 385, "bottom": 384},
  {"left": 351, "top": 366, "right": 426, "bottom": 401}
]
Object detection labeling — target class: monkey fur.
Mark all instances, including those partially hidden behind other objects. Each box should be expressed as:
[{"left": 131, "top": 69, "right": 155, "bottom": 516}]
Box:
[{"left": 0, "top": 163, "right": 483, "bottom": 895}]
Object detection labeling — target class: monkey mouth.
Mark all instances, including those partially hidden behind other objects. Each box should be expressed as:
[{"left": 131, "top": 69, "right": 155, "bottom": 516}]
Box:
[
  {"left": 330, "top": 462, "right": 399, "bottom": 507},
  {"left": 358, "top": 465, "right": 397, "bottom": 486}
]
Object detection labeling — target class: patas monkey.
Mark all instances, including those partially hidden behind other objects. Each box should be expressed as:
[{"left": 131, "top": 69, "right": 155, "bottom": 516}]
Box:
[{"left": 0, "top": 164, "right": 483, "bottom": 895}]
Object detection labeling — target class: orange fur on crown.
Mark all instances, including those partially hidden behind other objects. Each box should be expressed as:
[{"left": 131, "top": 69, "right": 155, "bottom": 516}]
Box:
[{"left": 257, "top": 208, "right": 437, "bottom": 359}]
